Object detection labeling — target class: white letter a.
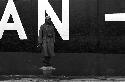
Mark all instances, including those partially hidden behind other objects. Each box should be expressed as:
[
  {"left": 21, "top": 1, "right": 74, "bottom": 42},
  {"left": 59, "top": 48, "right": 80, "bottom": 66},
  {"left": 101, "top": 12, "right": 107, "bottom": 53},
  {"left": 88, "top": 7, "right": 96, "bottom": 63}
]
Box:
[{"left": 0, "top": 0, "right": 27, "bottom": 40}]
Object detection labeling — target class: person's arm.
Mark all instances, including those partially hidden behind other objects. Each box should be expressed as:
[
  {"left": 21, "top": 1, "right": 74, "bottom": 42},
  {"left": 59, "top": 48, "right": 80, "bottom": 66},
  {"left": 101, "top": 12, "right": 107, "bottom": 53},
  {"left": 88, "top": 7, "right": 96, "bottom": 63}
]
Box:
[
  {"left": 38, "top": 25, "right": 43, "bottom": 46},
  {"left": 53, "top": 26, "right": 55, "bottom": 43}
]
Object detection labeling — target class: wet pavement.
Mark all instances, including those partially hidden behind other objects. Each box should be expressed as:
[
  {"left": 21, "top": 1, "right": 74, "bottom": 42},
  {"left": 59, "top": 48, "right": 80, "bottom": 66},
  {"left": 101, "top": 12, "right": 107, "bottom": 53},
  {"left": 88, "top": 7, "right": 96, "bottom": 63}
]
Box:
[{"left": 0, "top": 75, "right": 125, "bottom": 82}]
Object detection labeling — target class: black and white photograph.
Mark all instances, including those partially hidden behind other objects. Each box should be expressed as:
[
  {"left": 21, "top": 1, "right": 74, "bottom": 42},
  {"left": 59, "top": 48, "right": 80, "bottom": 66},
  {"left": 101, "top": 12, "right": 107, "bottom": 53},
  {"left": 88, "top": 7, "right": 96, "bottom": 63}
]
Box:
[{"left": 0, "top": 0, "right": 125, "bottom": 81}]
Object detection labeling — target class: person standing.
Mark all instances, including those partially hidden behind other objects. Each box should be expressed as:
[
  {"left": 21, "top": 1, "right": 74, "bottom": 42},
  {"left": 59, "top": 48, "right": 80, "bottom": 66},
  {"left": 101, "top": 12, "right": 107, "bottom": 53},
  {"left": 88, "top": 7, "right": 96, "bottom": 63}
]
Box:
[{"left": 38, "top": 16, "right": 55, "bottom": 67}]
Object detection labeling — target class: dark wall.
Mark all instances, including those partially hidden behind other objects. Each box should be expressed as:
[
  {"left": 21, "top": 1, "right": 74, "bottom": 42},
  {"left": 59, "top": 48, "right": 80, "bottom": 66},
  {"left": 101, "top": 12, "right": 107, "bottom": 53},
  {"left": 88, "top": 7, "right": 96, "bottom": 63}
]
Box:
[
  {"left": 0, "top": 0, "right": 125, "bottom": 53},
  {"left": 0, "top": 52, "right": 125, "bottom": 76},
  {"left": 0, "top": 0, "right": 125, "bottom": 76}
]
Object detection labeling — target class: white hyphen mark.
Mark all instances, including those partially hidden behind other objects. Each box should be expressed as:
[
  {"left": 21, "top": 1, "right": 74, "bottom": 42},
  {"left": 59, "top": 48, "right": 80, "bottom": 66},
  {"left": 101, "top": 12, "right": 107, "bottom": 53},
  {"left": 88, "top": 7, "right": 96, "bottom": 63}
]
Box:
[
  {"left": 38, "top": 0, "right": 69, "bottom": 40},
  {"left": 0, "top": 0, "right": 27, "bottom": 40},
  {"left": 105, "top": 13, "right": 125, "bottom": 21}
]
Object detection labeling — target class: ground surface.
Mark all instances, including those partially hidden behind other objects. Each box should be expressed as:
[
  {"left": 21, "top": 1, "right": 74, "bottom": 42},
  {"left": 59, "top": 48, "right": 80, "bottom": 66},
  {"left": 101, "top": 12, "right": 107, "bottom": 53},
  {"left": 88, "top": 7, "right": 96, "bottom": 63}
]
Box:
[
  {"left": 1, "top": 76, "right": 125, "bottom": 82},
  {"left": 0, "top": 52, "right": 125, "bottom": 76}
]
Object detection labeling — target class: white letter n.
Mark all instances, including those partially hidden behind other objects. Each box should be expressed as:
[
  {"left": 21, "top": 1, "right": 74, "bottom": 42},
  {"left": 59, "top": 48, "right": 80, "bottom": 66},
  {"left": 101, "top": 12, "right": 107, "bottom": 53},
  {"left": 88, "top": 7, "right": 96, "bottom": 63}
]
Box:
[
  {"left": 38, "top": 0, "right": 69, "bottom": 40},
  {"left": 0, "top": 0, "right": 27, "bottom": 40}
]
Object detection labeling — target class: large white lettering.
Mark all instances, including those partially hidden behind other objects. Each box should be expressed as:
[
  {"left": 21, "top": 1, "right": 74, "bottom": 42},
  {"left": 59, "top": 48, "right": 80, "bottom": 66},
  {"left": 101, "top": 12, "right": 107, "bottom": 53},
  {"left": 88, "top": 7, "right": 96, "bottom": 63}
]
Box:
[
  {"left": 0, "top": 0, "right": 69, "bottom": 40},
  {"left": 38, "top": 0, "right": 69, "bottom": 40},
  {"left": 105, "top": 13, "right": 125, "bottom": 21},
  {"left": 0, "top": 0, "right": 27, "bottom": 40}
]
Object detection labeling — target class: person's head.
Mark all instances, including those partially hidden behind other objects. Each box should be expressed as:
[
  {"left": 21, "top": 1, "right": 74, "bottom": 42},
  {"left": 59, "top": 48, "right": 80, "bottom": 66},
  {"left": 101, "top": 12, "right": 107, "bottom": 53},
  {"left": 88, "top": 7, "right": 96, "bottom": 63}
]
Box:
[{"left": 45, "top": 16, "right": 51, "bottom": 25}]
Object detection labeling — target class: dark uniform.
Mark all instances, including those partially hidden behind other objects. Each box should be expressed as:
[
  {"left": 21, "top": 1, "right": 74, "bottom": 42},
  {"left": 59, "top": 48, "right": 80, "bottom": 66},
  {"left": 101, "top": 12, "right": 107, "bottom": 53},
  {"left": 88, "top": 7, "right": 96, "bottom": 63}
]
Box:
[{"left": 38, "top": 21, "right": 55, "bottom": 66}]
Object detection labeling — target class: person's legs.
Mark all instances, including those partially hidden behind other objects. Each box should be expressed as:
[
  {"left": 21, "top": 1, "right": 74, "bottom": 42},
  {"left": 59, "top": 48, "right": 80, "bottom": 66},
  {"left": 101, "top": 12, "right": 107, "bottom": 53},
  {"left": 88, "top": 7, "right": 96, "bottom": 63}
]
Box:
[
  {"left": 43, "top": 56, "right": 52, "bottom": 66},
  {"left": 42, "top": 41, "right": 50, "bottom": 66},
  {"left": 42, "top": 41, "right": 54, "bottom": 66},
  {"left": 48, "top": 41, "right": 55, "bottom": 56}
]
